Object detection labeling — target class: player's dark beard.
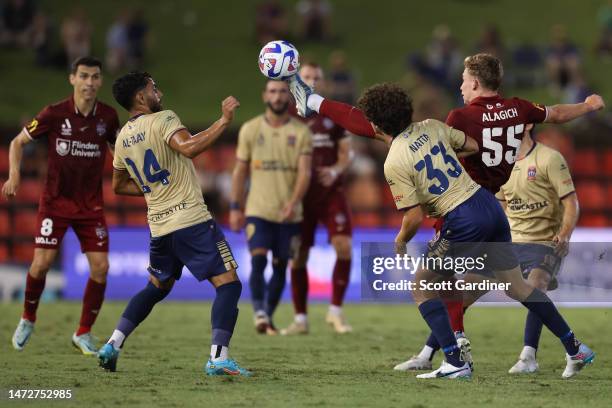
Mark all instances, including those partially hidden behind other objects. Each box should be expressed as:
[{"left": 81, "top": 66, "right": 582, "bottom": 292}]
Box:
[
  {"left": 267, "top": 101, "right": 289, "bottom": 115},
  {"left": 149, "top": 100, "right": 163, "bottom": 113}
]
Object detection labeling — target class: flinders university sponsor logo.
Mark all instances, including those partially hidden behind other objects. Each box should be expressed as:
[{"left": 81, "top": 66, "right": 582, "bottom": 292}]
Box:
[
  {"left": 56, "top": 139, "right": 101, "bottom": 158},
  {"left": 71, "top": 141, "right": 102, "bottom": 158}
]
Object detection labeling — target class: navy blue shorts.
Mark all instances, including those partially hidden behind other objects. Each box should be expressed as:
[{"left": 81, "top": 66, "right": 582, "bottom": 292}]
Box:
[
  {"left": 148, "top": 220, "right": 238, "bottom": 282},
  {"left": 245, "top": 217, "right": 301, "bottom": 260},
  {"left": 514, "top": 243, "right": 562, "bottom": 290},
  {"left": 427, "top": 188, "right": 518, "bottom": 276}
]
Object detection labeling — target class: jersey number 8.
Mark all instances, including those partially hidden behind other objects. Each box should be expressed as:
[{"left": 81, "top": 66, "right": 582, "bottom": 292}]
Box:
[{"left": 125, "top": 149, "right": 171, "bottom": 193}]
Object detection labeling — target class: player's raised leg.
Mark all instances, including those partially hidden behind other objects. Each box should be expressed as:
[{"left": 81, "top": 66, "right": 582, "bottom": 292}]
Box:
[
  {"left": 12, "top": 248, "right": 57, "bottom": 351},
  {"left": 72, "top": 251, "right": 108, "bottom": 355}
]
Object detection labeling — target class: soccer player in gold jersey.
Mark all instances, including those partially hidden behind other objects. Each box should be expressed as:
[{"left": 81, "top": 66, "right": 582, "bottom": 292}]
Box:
[
  {"left": 497, "top": 125, "right": 579, "bottom": 374},
  {"left": 230, "top": 80, "right": 312, "bottom": 335},
  {"left": 97, "top": 71, "right": 250, "bottom": 376}
]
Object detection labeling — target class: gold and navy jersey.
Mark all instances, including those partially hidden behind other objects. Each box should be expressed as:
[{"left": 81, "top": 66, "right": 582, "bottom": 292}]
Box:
[
  {"left": 496, "top": 143, "right": 575, "bottom": 242},
  {"left": 384, "top": 119, "right": 479, "bottom": 217},
  {"left": 237, "top": 115, "right": 312, "bottom": 223},
  {"left": 114, "top": 110, "right": 211, "bottom": 237}
]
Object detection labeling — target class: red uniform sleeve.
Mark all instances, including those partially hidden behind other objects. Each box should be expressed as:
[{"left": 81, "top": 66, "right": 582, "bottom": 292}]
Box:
[
  {"left": 23, "top": 106, "right": 54, "bottom": 140},
  {"left": 514, "top": 98, "right": 547, "bottom": 124},
  {"left": 319, "top": 99, "right": 375, "bottom": 138},
  {"left": 445, "top": 109, "right": 464, "bottom": 129},
  {"left": 107, "top": 110, "right": 120, "bottom": 145}
]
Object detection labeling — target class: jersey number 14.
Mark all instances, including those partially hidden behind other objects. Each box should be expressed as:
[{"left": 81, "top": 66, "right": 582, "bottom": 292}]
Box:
[{"left": 125, "top": 149, "right": 171, "bottom": 193}]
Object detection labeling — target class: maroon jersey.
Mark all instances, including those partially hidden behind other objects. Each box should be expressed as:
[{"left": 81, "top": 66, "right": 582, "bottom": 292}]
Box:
[
  {"left": 446, "top": 95, "right": 547, "bottom": 193},
  {"left": 303, "top": 114, "right": 347, "bottom": 200},
  {"left": 23, "top": 96, "right": 119, "bottom": 218}
]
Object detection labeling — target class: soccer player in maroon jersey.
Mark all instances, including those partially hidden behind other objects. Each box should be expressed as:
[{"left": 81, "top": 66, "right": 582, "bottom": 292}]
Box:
[
  {"left": 2, "top": 57, "right": 120, "bottom": 355},
  {"left": 282, "top": 62, "right": 354, "bottom": 335},
  {"left": 287, "top": 52, "right": 604, "bottom": 371}
]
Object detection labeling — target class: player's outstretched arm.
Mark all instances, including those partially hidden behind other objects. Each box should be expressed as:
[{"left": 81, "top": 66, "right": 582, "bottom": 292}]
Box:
[
  {"left": 280, "top": 154, "right": 312, "bottom": 222},
  {"left": 1, "top": 130, "right": 31, "bottom": 199},
  {"left": 112, "top": 169, "right": 145, "bottom": 196},
  {"left": 169, "top": 96, "right": 240, "bottom": 158},
  {"left": 394, "top": 205, "right": 424, "bottom": 254},
  {"left": 545, "top": 94, "right": 605, "bottom": 124}
]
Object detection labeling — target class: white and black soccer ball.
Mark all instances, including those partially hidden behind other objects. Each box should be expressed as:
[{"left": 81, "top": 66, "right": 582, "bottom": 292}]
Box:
[{"left": 258, "top": 40, "right": 300, "bottom": 80}]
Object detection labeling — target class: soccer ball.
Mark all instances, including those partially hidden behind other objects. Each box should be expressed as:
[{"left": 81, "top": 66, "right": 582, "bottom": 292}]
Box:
[{"left": 258, "top": 40, "right": 300, "bottom": 80}]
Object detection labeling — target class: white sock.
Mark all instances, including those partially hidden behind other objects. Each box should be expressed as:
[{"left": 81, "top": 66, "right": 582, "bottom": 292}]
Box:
[
  {"left": 328, "top": 305, "right": 342, "bottom": 316},
  {"left": 520, "top": 345, "right": 537, "bottom": 360},
  {"left": 109, "top": 330, "right": 125, "bottom": 351},
  {"left": 307, "top": 94, "right": 324, "bottom": 113},
  {"left": 210, "top": 345, "right": 229, "bottom": 362},
  {"left": 295, "top": 313, "right": 308, "bottom": 324},
  {"left": 418, "top": 345, "right": 435, "bottom": 361}
]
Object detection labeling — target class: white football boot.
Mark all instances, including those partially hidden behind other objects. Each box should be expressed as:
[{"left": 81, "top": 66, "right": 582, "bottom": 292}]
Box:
[
  {"left": 416, "top": 360, "right": 472, "bottom": 379},
  {"left": 508, "top": 347, "right": 539, "bottom": 374},
  {"left": 562, "top": 343, "right": 595, "bottom": 379}
]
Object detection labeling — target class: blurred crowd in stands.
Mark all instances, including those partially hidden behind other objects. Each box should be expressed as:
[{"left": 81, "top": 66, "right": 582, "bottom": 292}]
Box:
[
  {"left": 0, "top": 0, "right": 149, "bottom": 72},
  {"left": 1, "top": 0, "right": 612, "bottom": 263}
]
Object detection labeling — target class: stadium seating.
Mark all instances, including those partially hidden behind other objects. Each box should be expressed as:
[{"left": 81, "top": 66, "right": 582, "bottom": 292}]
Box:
[
  {"left": 575, "top": 181, "right": 605, "bottom": 210},
  {"left": 14, "top": 211, "right": 39, "bottom": 237},
  {"left": 15, "top": 179, "right": 42, "bottom": 204},
  {"left": 570, "top": 149, "right": 599, "bottom": 177}
]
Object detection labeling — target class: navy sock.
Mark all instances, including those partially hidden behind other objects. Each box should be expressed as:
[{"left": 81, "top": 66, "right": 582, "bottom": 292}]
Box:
[
  {"left": 211, "top": 280, "right": 242, "bottom": 347},
  {"left": 418, "top": 299, "right": 462, "bottom": 367},
  {"left": 249, "top": 254, "right": 267, "bottom": 312},
  {"left": 118, "top": 281, "right": 171, "bottom": 345},
  {"left": 524, "top": 311, "right": 543, "bottom": 350},
  {"left": 521, "top": 289, "right": 579, "bottom": 355},
  {"left": 266, "top": 258, "right": 288, "bottom": 318},
  {"left": 425, "top": 332, "right": 440, "bottom": 358}
]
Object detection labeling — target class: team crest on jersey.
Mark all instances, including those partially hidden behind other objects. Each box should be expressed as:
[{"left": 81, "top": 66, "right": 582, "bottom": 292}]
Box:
[
  {"left": 96, "top": 121, "right": 107, "bottom": 136},
  {"left": 287, "top": 134, "right": 296, "bottom": 147},
  {"left": 95, "top": 225, "right": 107, "bottom": 239},
  {"left": 61, "top": 119, "right": 72, "bottom": 136},
  {"left": 323, "top": 118, "right": 334, "bottom": 130},
  {"left": 527, "top": 166, "right": 537, "bottom": 181},
  {"left": 334, "top": 213, "right": 347, "bottom": 226},
  {"left": 56, "top": 138, "right": 71, "bottom": 156}
]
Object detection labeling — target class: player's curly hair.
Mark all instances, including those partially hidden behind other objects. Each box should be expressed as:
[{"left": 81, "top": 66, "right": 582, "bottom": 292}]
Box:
[
  {"left": 464, "top": 53, "right": 503, "bottom": 91},
  {"left": 357, "top": 83, "right": 413, "bottom": 137},
  {"left": 112, "top": 71, "right": 152, "bottom": 111}
]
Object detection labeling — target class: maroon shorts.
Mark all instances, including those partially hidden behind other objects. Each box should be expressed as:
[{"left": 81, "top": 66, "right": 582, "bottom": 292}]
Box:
[
  {"left": 301, "top": 190, "right": 352, "bottom": 248},
  {"left": 34, "top": 212, "right": 109, "bottom": 252}
]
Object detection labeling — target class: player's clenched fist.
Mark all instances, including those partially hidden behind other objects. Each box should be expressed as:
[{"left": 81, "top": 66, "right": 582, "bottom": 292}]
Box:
[
  {"left": 585, "top": 94, "right": 605, "bottom": 111},
  {"left": 1, "top": 177, "right": 19, "bottom": 199},
  {"left": 221, "top": 96, "right": 240, "bottom": 124}
]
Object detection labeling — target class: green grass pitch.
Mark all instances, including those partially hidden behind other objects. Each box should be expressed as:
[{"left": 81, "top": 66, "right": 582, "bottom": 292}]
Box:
[{"left": 1, "top": 302, "right": 610, "bottom": 407}]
